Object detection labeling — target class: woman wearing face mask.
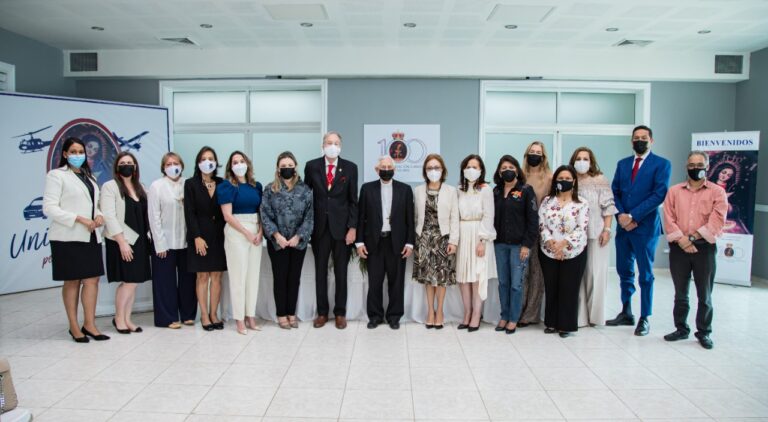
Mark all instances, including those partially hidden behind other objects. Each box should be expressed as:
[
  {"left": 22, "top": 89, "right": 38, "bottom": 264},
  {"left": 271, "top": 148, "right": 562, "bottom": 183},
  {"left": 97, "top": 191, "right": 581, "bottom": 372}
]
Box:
[
  {"left": 538, "top": 165, "right": 589, "bottom": 337},
  {"left": 101, "top": 151, "right": 152, "bottom": 334},
  {"left": 492, "top": 155, "right": 538, "bottom": 334},
  {"left": 569, "top": 147, "right": 617, "bottom": 327},
  {"left": 456, "top": 154, "right": 496, "bottom": 332},
  {"left": 261, "top": 151, "right": 314, "bottom": 329},
  {"left": 218, "top": 151, "right": 263, "bottom": 335},
  {"left": 184, "top": 146, "right": 227, "bottom": 331},
  {"left": 148, "top": 152, "right": 197, "bottom": 329},
  {"left": 43, "top": 137, "right": 109, "bottom": 343},
  {"left": 413, "top": 154, "right": 459, "bottom": 329},
  {"left": 519, "top": 141, "right": 553, "bottom": 327}
]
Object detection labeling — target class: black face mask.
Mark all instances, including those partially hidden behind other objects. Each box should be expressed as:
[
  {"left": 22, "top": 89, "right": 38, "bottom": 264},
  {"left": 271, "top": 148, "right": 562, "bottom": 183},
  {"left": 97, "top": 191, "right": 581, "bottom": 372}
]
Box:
[
  {"left": 501, "top": 169, "right": 517, "bottom": 183},
  {"left": 280, "top": 167, "right": 296, "bottom": 180},
  {"left": 688, "top": 168, "right": 706, "bottom": 181},
  {"left": 117, "top": 164, "right": 135, "bottom": 177},
  {"left": 632, "top": 141, "right": 649, "bottom": 155},
  {"left": 556, "top": 180, "right": 574, "bottom": 193},
  {"left": 526, "top": 155, "right": 542, "bottom": 167},
  {"left": 379, "top": 169, "right": 394, "bottom": 181}
]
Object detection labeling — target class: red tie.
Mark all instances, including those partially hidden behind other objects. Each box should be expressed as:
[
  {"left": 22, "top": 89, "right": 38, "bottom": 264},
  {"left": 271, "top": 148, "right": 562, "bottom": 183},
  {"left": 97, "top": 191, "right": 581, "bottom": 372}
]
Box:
[
  {"left": 631, "top": 157, "right": 642, "bottom": 182},
  {"left": 326, "top": 164, "right": 335, "bottom": 189}
]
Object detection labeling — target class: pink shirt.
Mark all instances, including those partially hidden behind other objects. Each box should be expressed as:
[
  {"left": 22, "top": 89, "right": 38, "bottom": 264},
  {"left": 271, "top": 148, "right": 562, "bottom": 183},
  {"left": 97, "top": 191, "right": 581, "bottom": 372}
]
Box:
[{"left": 663, "top": 180, "right": 727, "bottom": 244}]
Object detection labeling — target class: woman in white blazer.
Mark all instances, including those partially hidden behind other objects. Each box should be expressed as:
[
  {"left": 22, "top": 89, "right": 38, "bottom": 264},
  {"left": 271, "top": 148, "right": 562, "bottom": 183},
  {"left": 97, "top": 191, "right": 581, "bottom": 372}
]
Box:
[
  {"left": 412, "top": 154, "right": 460, "bottom": 329},
  {"left": 101, "top": 151, "right": 152, "bottom": 335},
  {"left": 43, "top": 137, "right": 109, "bottom": 343}
]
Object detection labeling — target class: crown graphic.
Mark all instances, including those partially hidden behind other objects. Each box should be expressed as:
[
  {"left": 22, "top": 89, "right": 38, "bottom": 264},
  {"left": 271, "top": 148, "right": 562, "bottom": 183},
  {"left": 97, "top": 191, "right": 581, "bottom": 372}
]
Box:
[{"left": 392, "top": 131, "right": 405, "bottom": 140}]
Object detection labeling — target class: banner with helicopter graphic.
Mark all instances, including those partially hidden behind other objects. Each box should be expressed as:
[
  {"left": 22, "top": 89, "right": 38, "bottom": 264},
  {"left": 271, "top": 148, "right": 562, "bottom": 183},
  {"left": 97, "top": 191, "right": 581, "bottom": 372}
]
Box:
[{"left": 0, "top": 92, "right": 169, "bottom": 294}]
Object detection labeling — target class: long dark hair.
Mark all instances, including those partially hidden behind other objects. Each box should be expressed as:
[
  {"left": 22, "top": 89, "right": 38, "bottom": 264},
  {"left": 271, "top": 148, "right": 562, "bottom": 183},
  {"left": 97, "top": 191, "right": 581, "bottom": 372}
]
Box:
[
  {"left": 493, "top": 154, "right": 527, "bottom": 186},
  {"left": 58, "top": 137, "right": 94, "bottom": 180},
  {"left": 547, "top": 165, "right": 581, "bottom": 202},
  {"left": 113, "top": 151, "right": 147, "bottom": 199},
  {"left": 192, "top": 146, "right": 219, "bottom": 179},
  {"left": 224, "top": 150, "right": 258, "bottom": 187},
  {"left": 459, "top": 154, "right": 487, "bottom": 192}
]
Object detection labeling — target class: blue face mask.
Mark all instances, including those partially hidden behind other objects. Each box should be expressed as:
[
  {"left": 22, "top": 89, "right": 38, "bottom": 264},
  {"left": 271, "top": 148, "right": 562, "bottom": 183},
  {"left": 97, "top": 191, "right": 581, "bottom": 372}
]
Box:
[{"left": 67, "top": 154, "right": 86, "bottom": 168}]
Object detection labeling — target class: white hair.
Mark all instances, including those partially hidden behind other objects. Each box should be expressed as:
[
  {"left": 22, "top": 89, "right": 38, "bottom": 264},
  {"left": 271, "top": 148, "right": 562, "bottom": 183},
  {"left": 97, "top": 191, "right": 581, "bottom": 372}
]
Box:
[
  {"left": 375, "top": 155, "right": 395, "bottom": 169},
  {"left": 688, "top": 150, "right": 710, "bottom": 167}
]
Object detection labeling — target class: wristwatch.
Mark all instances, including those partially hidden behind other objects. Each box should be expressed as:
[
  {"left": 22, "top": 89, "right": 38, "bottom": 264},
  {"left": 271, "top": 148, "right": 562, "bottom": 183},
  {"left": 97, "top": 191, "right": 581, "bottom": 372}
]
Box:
[{"left": 688, "top": 234, "right": 697, "bottom": 243}]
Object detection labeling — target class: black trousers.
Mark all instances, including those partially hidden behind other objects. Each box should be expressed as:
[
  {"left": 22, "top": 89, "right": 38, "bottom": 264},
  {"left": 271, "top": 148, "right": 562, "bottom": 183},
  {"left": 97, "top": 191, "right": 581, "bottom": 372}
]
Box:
[
  {"left": 669, "top": 242, "right": 715, "bottom": 335},
  {"left": 267, "top": 241, "right": 307, "bottom": 317},
  {"left": 539, "top": 249, "right": 587, "bottom": 333},
  {"left": 311, "top": 226, "right": 350, "bottom": 317},
  {"left": 151, "top": 248, "right": 197, "bottom": 326},
  {"left": 366, "top": 236, "right": 406, "bottom": 324}
]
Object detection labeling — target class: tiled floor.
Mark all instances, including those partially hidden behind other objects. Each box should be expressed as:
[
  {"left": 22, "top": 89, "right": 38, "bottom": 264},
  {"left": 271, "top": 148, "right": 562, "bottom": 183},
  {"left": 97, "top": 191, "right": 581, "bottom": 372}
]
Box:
[{"left": 2, "top": 271, "right": 768, "bottom": 421}]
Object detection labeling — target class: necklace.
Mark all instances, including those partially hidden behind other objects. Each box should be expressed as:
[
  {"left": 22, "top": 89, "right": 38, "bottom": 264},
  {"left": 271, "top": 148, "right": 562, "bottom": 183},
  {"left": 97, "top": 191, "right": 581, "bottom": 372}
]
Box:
[{"left": 203, "top": 178, "right": 215, "bottom": 190}]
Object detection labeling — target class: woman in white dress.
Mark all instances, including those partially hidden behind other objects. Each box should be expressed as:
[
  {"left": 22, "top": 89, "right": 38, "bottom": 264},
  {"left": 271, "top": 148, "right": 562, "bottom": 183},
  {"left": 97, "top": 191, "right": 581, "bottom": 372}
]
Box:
[{"left": 456, "top": 154, "right": 496, "bottom": 332}]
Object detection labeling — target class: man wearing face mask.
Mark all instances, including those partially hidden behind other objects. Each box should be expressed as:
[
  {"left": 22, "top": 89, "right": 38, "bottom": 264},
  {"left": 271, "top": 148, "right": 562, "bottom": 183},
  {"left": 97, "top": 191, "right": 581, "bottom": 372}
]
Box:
[
  {"left": 608, "top": 125, "right": 671, "bottom": 336},
  {"left": 662, "top": 151, "right": 727, "bottom": 349},
  {"left": 356, "top": 156, "right": 415, "bottom": 329},
  {"left": 304, "top": 131, "right": 359, "bottom": 329}
]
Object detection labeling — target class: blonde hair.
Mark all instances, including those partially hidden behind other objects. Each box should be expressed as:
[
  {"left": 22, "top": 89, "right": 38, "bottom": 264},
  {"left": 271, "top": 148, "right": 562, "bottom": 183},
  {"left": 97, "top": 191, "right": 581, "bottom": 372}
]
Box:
[
  {"left": 271, "top": 151, "right": 300, "bottom": 193},
  {"left": 160, "top": 152, "right": 184, "bottom": 174},
  {"left": 523, "top": 141, "right": 552, "bottom": 174}
]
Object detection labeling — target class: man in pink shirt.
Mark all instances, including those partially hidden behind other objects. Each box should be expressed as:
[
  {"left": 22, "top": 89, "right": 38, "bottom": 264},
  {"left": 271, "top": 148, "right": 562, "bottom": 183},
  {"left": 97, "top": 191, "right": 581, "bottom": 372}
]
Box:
[{"left": 662, "top": 151, "right": 727, "bottom": 349}]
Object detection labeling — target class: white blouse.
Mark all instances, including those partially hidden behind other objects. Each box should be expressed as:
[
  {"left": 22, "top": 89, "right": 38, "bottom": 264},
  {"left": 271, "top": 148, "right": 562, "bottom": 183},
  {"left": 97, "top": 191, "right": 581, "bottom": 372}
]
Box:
[
  {"left": 538, "top": 196, "right": 589, "bottom": 260},
  {"left": 148, "top": 176, "right": 187, "bottom": 252},
  {"left": 578, "top": 175, "right": 618, "bottom": 239},
  {"left": 457, "top": 183, "right": 496, "bottom": 242}
]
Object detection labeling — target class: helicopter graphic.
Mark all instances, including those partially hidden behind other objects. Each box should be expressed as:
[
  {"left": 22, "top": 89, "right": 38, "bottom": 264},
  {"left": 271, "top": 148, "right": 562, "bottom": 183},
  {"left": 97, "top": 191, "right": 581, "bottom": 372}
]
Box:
[
  {"left": 14, "top": 126, "right": 52, "bottom": 153},
  {"left": 114, "top": 131, "right": 148, "bottom": 151}
]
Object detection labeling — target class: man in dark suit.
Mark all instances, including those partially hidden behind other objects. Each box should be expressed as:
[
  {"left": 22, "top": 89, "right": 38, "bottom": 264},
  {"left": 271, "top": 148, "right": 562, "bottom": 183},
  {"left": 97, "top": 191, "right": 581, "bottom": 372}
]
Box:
[
  {"left": 607, "top": 125, "right": 671, "bottom": 336},
  {"left": 304, "top": 131, "right": 358, "bottom": 329},
  {"left": 356, "top": 156, "right": 415, "bottom": 329}
]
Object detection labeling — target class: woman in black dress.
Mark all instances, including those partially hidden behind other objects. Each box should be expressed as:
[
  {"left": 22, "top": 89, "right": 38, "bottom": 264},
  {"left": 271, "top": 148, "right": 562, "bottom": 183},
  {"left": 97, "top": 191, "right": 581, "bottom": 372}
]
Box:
[
  {"left": 43, "top": 137, "right": 109, "bottom": 343},
  {"left": 101, "top": 151, "right": 152, "bottom": 334},
  {"left": 184, "top": 146, "right": 227, "bottom": 331}
]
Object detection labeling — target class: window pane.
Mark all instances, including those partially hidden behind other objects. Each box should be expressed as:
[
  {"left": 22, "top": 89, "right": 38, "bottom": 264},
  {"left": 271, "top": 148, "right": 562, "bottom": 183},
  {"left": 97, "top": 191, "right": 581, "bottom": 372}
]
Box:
[
  {"left": 173, "top": 133, "right": 245, "bottom": 178},
  {"left": 250, "top": 132, "right": 321, "bottom": 188},
  {"left": 173, "top": 92, "right": 247, "bottom": 124},
  {"left": 250, "top": 90, "right": 322, "bottom": 123},
  {"left": 560, "top": 93, "right": 635, "bottom": 125},
  {"left": 485, "top": 91, "right": 556, "bottom": 126},
  {"left": 484, "top": 133, "right": 554, "bottom": 176}
]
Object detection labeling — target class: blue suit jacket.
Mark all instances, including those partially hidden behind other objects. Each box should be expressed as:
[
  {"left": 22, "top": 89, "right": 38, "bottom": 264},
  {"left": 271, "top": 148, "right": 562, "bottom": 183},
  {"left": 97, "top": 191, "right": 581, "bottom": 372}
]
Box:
[{"left": 611, "top": 151, "right": 671, "bottom": 237}]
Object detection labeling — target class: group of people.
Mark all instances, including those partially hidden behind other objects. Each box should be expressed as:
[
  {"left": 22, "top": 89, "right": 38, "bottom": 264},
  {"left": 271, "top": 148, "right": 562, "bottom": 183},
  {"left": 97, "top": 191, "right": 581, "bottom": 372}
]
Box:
[{"left": 42, "top": 125, "right": 727, "bottom": 349}]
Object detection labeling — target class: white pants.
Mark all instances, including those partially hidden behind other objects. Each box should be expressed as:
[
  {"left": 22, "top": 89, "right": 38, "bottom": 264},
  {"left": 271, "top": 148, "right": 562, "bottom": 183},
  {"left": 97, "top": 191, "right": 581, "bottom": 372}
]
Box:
[
  {"left": 224, "top": 214, "right": 262, "bottom": 320},
  {"left": 578, "top": 239, "right": 609, "bottom": 327}
]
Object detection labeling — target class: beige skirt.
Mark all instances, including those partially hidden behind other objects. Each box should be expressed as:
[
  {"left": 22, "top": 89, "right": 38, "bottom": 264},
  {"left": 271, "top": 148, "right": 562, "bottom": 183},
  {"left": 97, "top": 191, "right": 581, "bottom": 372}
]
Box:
[{"left": 455, "top": 220, "right": 496, "bottom": 300}]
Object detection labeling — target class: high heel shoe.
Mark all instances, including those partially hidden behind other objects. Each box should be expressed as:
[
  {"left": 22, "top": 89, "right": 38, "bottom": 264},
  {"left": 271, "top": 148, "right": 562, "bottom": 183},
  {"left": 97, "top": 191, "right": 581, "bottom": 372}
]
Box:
[
  {"left": 201, "top": 320, "right": 214, "bottom": 331},
  {"left": 82, "top": 326, "right": 110, "bottom": 341},
  {"left": 467, "top": 325, "right": 480, "bottom": 332},
  {"left": 457, "top": 323, "right": 469, "bottom": 330},
  {"left": 112, "top": 318, "right": 131, "bottom": 334},
  {"left": 69, "top": 329, "right": 89, "bottom": 343},
  {"left": 505, "top": 327, "right": 517, "bottom": 334}
]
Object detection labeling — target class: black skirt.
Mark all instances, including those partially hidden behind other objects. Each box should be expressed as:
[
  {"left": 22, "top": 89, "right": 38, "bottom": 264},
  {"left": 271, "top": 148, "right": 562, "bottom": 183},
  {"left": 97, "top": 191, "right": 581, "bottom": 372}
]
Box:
[
  {"left": 50, "top": 233, "right": 104, "bottom": 281},
  {"left": 106, "top": 196, "right": 152, "bottom": 283},
  {"left": 186, "top": 237, "right": 227, "bottom": 273}
]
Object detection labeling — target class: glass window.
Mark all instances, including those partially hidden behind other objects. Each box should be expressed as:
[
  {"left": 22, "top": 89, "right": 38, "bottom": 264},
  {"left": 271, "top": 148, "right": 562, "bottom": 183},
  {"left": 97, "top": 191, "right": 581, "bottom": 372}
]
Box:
[
  {"left": 560, "top": 134, "right": 628, "bottom": 182},
  {"left": 173, "top": 91, "right": 247, "bottom": 124},
  {"left": 250, "top": 132, "right": 322, "bottom": 188},
  {"left": 559, "top": 93, "right": 635, "bottom": 125},
  {"left": 484, "top": 133, "right": 555, "bottom": 176},
  {"left": 250, "top": 90, "right": 322, "bottom": 123},
  {"left": 173, "top": 133, "right": 245, "bottom": 178},
  {"left": 485, "top": 91, "right": 557, "bottom": 126}
]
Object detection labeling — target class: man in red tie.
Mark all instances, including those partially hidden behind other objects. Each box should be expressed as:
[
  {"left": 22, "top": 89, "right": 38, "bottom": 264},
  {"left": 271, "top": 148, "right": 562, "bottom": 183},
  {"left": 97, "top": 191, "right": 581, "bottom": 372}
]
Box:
[
  {"left": 303, "top": 131, "right": 359, "bottom": 329},
  {"left": 607, "top": 125, "right": 671, "bottom": 336}
]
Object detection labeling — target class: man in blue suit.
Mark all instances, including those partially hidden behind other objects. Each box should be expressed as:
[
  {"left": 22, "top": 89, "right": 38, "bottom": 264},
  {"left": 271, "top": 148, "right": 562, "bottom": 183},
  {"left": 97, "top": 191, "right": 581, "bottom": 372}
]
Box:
[{"left": 607, "top": 125, "right": 671, "bottom": 336}]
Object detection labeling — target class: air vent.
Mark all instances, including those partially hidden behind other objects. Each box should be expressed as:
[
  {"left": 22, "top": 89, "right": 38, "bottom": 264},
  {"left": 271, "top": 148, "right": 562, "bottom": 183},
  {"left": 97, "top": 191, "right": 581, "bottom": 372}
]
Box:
[
  {"left": 614, "top": 39, "right": 654, "bottom": 48},
  {"left": 715, "top": 55, "right": 744, "bottom": 74},
  {"left": 70, "top": 52, "right": 98, "bottom": 72},
  {"left": 159, "top": 37, "right": 198, "bottom": 46}
]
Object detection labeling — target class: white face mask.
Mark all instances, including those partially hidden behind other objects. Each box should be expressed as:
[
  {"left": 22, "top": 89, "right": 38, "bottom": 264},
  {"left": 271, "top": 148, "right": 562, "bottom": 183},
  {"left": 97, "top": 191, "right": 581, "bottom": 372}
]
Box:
[
  {"left": 198, "top": 159, "right": 216, "bottom": 174},
  {"left": 574, "top": 160, "right": 590, "bottom": 175},
  {"left": 232, "top": 163, "right": 248, "bottom": 177},
  {"left": 463, "top": 168, "right": 481, "bottom": 182},
  {"left": 426, "top": 169, "right": 442, "bottom": 182},
  {"left": 323, "top": 144, "right": 341, "bottom": 159},
  {"left": 165, "top": 164, "right": 182, "bottom": 178}
]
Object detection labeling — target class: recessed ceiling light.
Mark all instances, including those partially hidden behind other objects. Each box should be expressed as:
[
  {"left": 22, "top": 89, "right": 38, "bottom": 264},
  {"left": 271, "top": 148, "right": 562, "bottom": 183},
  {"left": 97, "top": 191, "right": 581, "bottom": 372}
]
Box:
[
  {"left": 698, "top": 29, "right": 711, "bottom": 34},
  {"left": 403, "top": 22, "right": 417, "bottom": 28},
  {"left": 200, "top": 24, "right": 213, "bottom": 29},
  {"left": 300, "top": 22, "right": 313, "bottom": 27},
  {"left": 504, "top": 24, "right": 518, "bottom": 29},
  {"left": 605, "top": 27, "right": 619, "bottom": 32},
  {"left": 91, "top": 26, "right": 104, "bottom": 31}
]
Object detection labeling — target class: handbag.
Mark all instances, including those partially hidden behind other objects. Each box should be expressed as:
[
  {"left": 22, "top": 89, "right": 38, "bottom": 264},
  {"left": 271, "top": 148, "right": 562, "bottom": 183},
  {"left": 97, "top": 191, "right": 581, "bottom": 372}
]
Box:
[{"left": 0, "top": 357, "right": 19, "bottom": 414}]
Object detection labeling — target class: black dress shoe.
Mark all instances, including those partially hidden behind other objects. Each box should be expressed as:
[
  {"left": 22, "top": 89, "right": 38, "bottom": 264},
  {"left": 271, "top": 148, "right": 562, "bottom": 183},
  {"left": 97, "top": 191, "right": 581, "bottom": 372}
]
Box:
[
  {"left": 82, "top": 326, "right": 110, "bottom": 341},
  {"left": 664, "top": 329, "right": 689, "bottom": 342},
  {"left": 434, "top": 324, "right": 444, "bottom": 330},
  {"left": 389, "top": 321, "right": 400, "bottom": 330},
  {"left": 495, "top": 325, "right": 506, "bottom": 332},
  {"left": 212, "top": 321, "right": 224, "bottom": 330},
  {"left": 457, "top": 323, "right": 469, "bottom": 330},
  {"left": 606, "top": 313, "right": 635, "bottom": 326},
  {"left": 112, "top": 318, "right": 131, "bottom": 334},
  {"left": 634, "top": 318, "right": 650, "bottom": 336},
  {"left": 201, "top": 321, "right": 215, "bottom": 331},
  {"left": 505, "top": 327, "right": 516, "bottom": 334},
  {"left": 467, "top": 325, "right": 479, "bottom": 332},
  {"left": 559, "top": 331, "right": 571, "bottom": 338},
  {"left": 425, "top": 324, "right": 434, "bottom": 329},
  {"left": 517, "top": 322, "right": 530, "bottom": 328},
  {"left": 69, "top": 329, "right": 89, "bottom": 343},
  {"left": 695, "top": 332, "right": 714, "bottom": 349},
  {"left": 544, "top": 327, "right": 557, "bottom": 334},
  {"left": 130, "top": 326, "right": 143, "bottom": 333},
  {"left": 367, "top": 320, "right": 379, "bottom": 329}
]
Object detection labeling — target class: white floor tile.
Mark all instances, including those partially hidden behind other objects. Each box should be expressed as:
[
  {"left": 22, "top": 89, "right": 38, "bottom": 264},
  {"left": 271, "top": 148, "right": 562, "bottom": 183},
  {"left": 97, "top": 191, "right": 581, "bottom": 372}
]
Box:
[
  {"left": 548, "top": 389, "right": 636, "bottom": 419},
  {"left": 480, "top": 389, "right": 562, "bottom": 420},
  {"left": 193, "top": 385, "right": 275, "bottom": 416},
  {"left": 614, "top": 388, "right": 708, "bottom": 419},
  {"left": 123, "top": 383, "right": 211, "bottom": 414},
  {"left": 265, "top": 388, "right": 344, "bottom": 418},
  {"left": 340, "top": 389, "right": 414, "bottom": 419},
  {"left": 412, "top": 389, "right": 488, "bottom": 420}
]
